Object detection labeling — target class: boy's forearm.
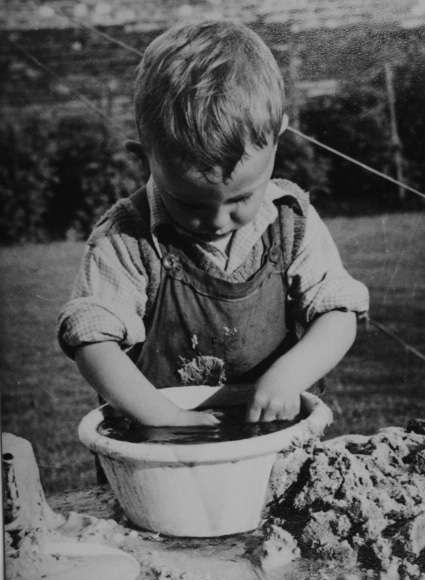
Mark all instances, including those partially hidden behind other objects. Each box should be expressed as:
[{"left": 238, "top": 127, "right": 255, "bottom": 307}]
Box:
[
  {"left": 75, "top": 342, "right": 186, "bottom": 426},
  {"left": 268, "top": 310, "right": 357, "bottom": 394}
]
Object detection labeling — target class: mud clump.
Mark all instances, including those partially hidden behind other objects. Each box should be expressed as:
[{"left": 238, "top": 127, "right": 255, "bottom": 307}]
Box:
[
  {"left": 246, "top": 520, "right": 300, "bottom": 572},
  {"left": 269, "top": 426, "right": 425, "bottom": 578},
  {"left": 177, "top": 355, "right": 226, "bottom": 387}
]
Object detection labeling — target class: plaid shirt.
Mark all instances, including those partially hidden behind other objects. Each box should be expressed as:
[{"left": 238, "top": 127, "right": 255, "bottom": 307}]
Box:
[{"left": 58, "top": 179, "right": 369, "bottom": 355}]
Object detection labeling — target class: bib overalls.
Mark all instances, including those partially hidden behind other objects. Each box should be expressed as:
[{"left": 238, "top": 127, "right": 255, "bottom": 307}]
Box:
[{"left": 130, "top": 188, "right": 306, "bottom": 389}]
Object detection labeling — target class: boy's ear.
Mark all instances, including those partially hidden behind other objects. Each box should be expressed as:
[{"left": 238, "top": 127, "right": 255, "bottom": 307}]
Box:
[
  {"left": 125, "top": 140, "right": 151, "bottom": 173},
  {"left": 124, "top": 139, "right": 146, "bottom": 161},
  {"left": 279, "top": 114, "right": 289, "bottom": 135}
]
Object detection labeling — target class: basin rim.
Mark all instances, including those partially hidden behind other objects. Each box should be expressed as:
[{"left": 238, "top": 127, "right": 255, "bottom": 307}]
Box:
[{"left": 78, "top": 388, "right": 332, "bottom": 465}]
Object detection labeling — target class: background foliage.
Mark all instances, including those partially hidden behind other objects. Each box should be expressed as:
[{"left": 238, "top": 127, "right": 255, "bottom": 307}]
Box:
[{"left": 0, "top": 110, "right": 147, "bottom": 244}]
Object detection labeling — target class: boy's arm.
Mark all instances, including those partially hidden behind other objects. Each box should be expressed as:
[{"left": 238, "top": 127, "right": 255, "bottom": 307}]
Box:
[
  {"left": 247, "top": 310, "right": 356, "bottom": 422},
  {"left": 75, "top": 342, "right": 220, "bottom": 426}
]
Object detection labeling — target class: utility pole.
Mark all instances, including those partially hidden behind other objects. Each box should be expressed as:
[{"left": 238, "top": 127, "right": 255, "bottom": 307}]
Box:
[{"left": 384, "top": 62, "right": 405, "bottom": 202}]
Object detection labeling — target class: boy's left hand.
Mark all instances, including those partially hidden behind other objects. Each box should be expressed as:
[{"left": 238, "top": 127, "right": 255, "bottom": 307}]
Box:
[
  {"left": 247, "top": 376, "right": 301, "bottom": 423},
  {"left": 245, "top": 311, "right": 359, "bottom": 422}
]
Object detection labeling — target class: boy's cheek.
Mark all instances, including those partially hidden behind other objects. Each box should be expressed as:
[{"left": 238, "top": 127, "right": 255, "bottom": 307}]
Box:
[
  {"left": 174, "top": 212, "right": 200, "bottom": 231},
  {"left": 239, "top": 205, "right": 260, "bottom": 226}
]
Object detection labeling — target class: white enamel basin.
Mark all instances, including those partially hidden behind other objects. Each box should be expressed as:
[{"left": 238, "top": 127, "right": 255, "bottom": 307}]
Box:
[{"left": 78, "top": 386, "right": 332, "bottom": 537}]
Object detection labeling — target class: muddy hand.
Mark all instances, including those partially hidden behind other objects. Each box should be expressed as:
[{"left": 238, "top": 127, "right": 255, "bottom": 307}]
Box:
[
  {"left": 246, "top": 383, "right": 301, "bottom": 423},
  {"left": 177, "top": 408, "right": 222, "bottom": 427}
]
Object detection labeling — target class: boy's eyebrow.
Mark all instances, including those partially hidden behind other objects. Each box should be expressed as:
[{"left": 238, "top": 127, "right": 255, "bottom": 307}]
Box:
[
  {"left": 171, "top": 191, "right": 253, "bottom": 207},
  {"left": 226, "top": 192, "right": 253, "bottom": 202}
]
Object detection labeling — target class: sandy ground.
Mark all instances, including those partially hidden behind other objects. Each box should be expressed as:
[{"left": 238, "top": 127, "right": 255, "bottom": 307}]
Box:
[{"left": 5, "top": 423, "right": 425, "bottom": 580}]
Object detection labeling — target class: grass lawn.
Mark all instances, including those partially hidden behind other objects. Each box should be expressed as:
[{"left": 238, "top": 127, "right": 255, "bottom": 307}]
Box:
[{"left": 1, "top": 211, "right": 425, "bottom": 494}]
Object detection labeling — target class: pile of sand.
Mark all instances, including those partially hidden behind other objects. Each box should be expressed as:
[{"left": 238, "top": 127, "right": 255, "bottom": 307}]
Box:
[{"left": 268, "top": 425, "right": 425, "bottom": 578}]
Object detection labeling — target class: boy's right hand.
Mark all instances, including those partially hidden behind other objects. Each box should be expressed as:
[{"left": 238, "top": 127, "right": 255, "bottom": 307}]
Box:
[
  {"left": 76, "top": 342, "right": 222, "bottom": 428},
  {"left": 173, "top": 408, "right": 222, "bottom": 427}
]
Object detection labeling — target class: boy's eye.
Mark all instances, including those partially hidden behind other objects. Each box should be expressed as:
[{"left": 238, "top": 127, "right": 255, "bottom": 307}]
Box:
[
  {"left": 229, "top": 194, "right": 252, "bottom": 204},
  {"left": 172, "top": 194, "right": 252, "bottom": 209},
  {"left": 179, "top": 200, "right": 203, "bottom": 210}
]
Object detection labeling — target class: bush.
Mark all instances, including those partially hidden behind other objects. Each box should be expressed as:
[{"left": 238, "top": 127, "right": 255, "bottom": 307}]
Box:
[
  {"left": 0, "top": 110, "right": 147, "bottom": 244},
  {"left": 301, "top": 64, "right": 425, "bottom": 214},
  {"left": 44, "top": 113, "right": 146, "bottom": 240},
  {"left": 0, "top": 116, "right": 56, "bottom": 244}
]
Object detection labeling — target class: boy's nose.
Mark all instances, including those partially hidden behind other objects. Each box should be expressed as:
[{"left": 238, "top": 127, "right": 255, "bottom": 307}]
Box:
[{"left": 209, "top": 207, "right": 230, "bottom": 230}]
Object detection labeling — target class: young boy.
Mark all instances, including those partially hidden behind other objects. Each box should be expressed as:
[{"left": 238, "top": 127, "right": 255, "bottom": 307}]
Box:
[{"left": 58, "top": 21, "right": 369, "bottom": 427}]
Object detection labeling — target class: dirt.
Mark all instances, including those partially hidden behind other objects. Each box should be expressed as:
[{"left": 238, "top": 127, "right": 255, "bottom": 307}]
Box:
[
  {"left": 268, "top": 425, "right": 425, "bottom": 578},
  {"left": 5, "top": 511, "right": 213, "bottom": 580},
  {"left": 5, "top": 424, "right": 425, "bottom": 580},
  {"left": 177, "top": 354, "right": 226, "bottom": 386}
]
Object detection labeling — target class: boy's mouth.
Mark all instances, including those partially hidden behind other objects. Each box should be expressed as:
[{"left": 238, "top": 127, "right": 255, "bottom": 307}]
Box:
[
  {"left": 192, "top": 230, "right": 235, "bottom": 243},
  {"left": 195, "top": 231, "right": 232, "bottom": 242},
  {"left": 176, "top": 225, "right": 233, "bottom": 243}
]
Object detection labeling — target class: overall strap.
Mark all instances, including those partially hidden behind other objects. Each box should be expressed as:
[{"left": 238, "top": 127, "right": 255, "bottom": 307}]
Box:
[
  {"left": 273, "top": 179, "right": 312, "bottom": 351},
  {"left": 128, "top": 187, "right": 163, "bottom": 320},
  {"left": 272, "top": 178, "right": 309, "bottom": 271}
]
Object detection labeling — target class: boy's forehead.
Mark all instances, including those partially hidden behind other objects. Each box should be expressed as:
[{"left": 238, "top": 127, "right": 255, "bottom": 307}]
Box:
[
  {"left": 153, "top": 151, "right": 227, "bottom": 185},
  {"left": 185, "top": 165, "right": 227, "bottom": 186},
  {"left": 152, "top": 139, "right": 276, "bottom": 202},
  {"left": 153, "top": 137, "right": 276, "bottom": 187},
  {"left": 154, "top": 161, "right": 234, "bottom": 200}
]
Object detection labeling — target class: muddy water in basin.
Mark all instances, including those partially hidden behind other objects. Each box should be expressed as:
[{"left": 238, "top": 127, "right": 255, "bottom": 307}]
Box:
[{"left": 97, "top": 405, "right": 305, "bottom": 444}]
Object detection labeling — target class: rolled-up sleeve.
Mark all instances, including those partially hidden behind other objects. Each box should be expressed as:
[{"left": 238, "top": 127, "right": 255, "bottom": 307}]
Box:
[
  {"left": 287, "top": 206, "right": 369, "bottom": 326},
  {"left": 58, "top": 233, "right": 148, "bottom": 359}
]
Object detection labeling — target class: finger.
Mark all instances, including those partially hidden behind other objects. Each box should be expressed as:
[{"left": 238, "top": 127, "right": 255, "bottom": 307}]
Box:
[
  {"left": 210, "top": 410, "right": 226, "bottom": 421},
  {"left": 199, "top": 411, "right": 221, "bottom": 426},
  {"left": 259, "top": 406, "right": 280, "bottom": 422},
  {"left": 277, "top": 399, "right": 301, "bottom": 421},
  {"left": 246, "top": 401, "right": 262, "bottom": 423},
  {"left": 274, "top": 409, "right": 293, "bottom": 421}
]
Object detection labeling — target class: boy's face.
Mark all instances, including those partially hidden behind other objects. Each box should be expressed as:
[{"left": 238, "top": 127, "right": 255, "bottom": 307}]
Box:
[{"left": 148, "top": 137, "right": 278, "bottom": 243}]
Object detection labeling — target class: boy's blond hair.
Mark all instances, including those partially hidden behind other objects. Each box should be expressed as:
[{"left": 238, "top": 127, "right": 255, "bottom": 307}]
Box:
[{"left": 134, "top": 20, "right": 285, "bottom": 180}]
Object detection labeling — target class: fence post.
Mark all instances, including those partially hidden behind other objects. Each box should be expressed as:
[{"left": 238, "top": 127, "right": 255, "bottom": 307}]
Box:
[{"left": 384, "top": 62, "right": 405, "bottom": 203}]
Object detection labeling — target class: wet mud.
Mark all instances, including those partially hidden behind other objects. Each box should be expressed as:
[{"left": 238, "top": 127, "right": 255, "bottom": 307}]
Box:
[{"left": 267, "top": 425, "right": 425, "bottom": 578}]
